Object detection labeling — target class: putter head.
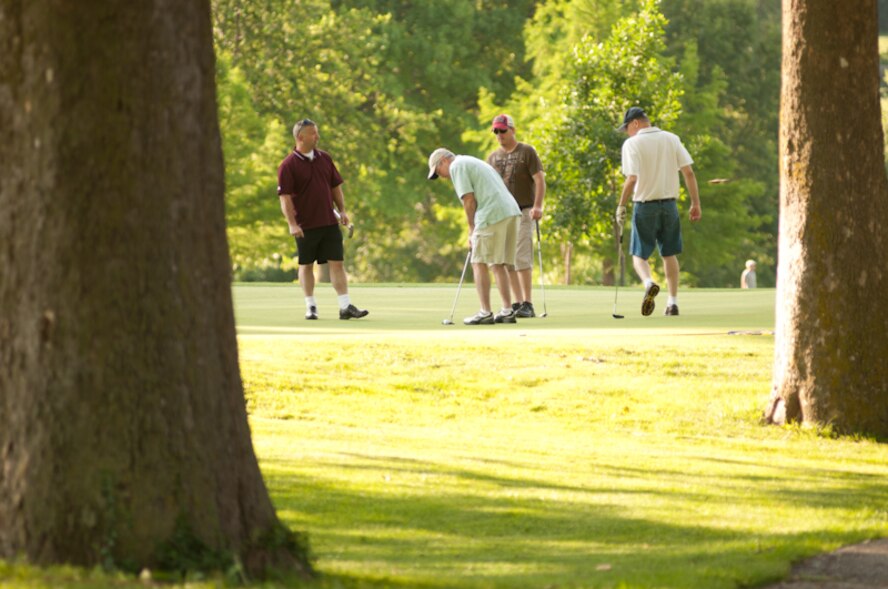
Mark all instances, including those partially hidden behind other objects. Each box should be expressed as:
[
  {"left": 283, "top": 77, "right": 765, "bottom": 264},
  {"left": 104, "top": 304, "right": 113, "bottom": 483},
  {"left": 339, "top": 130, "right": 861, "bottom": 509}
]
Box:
[
  {"left": 540, "top": 312, "right": 548, "bottom": 318},
  {"left": 441, "top": 319, "right": 454, "bottom": 325},
  {"left": 612, "top": 314, "right": 625, "bottom": 319}
]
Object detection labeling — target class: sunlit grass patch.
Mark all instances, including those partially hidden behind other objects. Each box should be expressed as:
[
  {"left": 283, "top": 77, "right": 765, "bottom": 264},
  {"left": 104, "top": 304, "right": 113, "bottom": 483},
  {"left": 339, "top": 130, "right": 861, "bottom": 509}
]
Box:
[
  {"left": 232, "top": 285, "right": 888, "bottom": 588},
  {"left": 4, "top": 285, "right": 886, "bottom": 589}
]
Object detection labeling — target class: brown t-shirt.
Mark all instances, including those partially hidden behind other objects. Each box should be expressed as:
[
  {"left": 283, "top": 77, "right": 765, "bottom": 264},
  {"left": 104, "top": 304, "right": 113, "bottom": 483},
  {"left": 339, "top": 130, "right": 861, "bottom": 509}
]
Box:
[
  {"left": 277, "top": 148, "right": 343, "bottom": 230},
  {"left": 487, "top": 142, "right": 543, "bottom": 209}
]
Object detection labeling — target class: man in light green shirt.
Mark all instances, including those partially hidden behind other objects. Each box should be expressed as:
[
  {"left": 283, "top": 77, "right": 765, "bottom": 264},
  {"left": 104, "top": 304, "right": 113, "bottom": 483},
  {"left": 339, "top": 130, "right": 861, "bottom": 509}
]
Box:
[{"left": 428, "top": 148, "right": 521, "bottom": 325}]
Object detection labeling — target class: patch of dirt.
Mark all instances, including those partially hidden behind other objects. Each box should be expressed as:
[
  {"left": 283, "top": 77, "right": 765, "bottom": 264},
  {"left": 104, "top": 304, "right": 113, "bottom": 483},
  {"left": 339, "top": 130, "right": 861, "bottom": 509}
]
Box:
[{"left": 761, "top": 539, "right": 888, "bottom": 588}]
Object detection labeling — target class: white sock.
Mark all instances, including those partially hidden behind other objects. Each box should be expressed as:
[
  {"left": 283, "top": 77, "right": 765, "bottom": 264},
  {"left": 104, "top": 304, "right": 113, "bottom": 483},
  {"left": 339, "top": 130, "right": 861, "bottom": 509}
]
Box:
[
  {"left": 668, "top": 296, "right": 678, "bottom": 306},
  {"left": 305, "top": 296, "right": 316, "bottom": 309},
  {"left": 644, "top": 278, "right": 654, "bottom": 289},
  {"left": 338, "top": 294, "right": 351, "bottom": 310}
]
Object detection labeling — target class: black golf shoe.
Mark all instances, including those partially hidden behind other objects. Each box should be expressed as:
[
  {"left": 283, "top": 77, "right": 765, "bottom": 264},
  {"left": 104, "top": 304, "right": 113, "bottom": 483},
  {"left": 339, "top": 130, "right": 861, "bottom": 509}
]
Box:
[
  {"left": 305, "top": 306, "right": 318, "bottom": 320},
  {"left": 339, "top": 304, "right": 369, "bottom": 320},
  {"left": 664, "top": 304, "right": 679, "bottom": 316},
  {"left": 515, "top": 302, "right": 536, "bottom": 318},
  {"left": 641, "top": 282, "right": 660, "bottom": 316},
  {"left": 494, "top": 309, "right": 517, "bottom": 324}
]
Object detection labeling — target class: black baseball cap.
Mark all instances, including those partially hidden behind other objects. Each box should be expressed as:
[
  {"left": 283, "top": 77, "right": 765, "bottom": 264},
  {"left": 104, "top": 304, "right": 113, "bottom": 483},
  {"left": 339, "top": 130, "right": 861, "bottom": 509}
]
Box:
[{"left": 617, "top": 107, "right": 646, "bottom": 132}]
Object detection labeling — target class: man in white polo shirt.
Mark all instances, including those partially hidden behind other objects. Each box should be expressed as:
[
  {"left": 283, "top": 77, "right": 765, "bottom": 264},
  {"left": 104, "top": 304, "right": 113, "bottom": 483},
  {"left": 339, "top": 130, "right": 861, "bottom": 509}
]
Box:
[
  {"left": 428, "top": 148, "right": 522, "bottom": 325},
  {"left": 615, "top": 107, "right": 702, "bottom": 316}
]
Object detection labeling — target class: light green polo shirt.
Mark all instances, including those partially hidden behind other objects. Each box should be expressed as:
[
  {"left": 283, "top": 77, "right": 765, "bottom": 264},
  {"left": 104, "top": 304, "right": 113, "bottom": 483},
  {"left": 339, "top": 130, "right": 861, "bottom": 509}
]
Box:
[{"left": 450, "top": 155, "right": 521, "bottom": 229}]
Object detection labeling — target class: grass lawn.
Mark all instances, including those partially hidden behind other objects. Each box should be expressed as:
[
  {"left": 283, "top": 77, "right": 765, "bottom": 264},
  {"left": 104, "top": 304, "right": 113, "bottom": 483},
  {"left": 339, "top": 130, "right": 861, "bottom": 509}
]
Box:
[{"left": 3, "top": 284, "right": 887, "bottom": 589}]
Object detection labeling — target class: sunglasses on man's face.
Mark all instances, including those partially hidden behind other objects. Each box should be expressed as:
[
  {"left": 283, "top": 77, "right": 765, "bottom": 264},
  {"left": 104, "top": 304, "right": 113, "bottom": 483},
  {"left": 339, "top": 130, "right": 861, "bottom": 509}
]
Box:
[{"left": 493, "top": 128, "right": 510, "bottom": 135}]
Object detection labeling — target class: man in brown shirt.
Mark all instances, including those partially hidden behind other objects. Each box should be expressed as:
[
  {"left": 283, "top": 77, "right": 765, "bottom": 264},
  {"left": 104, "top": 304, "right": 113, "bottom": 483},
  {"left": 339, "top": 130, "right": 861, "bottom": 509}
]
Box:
[{"left": 486, "top": 114, "right": 546, "bottom": 318}]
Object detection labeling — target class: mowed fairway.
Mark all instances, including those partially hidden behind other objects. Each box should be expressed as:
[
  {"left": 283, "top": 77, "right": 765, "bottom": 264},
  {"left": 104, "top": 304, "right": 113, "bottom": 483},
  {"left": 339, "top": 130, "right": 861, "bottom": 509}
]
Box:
[{"left": 233, "top": 284, "right": 888, "bottom": 589}]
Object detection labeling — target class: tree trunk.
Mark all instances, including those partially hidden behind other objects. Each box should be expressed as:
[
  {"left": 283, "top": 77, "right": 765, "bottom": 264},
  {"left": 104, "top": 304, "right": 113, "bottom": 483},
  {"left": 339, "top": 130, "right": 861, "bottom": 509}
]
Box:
[
  {"left": 765, "top": 0, "right": 888, "bottom": 436},
  {"left": 562, "top": 242, "right": 572, "bottom": 285},
  {"left": 602, "top": 258, "right": 615, "bottom": 287},
  {"left": 0, "top": 1, "right": 310, "bottom": 575}
]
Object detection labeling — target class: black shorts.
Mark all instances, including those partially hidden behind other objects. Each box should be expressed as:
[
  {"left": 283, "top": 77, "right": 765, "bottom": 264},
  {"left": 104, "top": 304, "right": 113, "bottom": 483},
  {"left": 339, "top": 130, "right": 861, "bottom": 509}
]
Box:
[{"left": 295, "top": 224, "right": 344, "bottom": 265}]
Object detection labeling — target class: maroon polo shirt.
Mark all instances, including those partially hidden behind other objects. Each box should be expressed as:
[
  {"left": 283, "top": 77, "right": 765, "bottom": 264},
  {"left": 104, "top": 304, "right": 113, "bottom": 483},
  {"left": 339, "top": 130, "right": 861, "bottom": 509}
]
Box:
[{"left": 277, "top": 148, "right": 343, "bottom": 230}]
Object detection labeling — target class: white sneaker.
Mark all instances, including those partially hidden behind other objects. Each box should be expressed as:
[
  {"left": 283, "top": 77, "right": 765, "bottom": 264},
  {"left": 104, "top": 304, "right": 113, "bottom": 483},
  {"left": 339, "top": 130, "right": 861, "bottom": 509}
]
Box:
[{"left": 463, "top": 310, "right": 494, "bottom": 325}]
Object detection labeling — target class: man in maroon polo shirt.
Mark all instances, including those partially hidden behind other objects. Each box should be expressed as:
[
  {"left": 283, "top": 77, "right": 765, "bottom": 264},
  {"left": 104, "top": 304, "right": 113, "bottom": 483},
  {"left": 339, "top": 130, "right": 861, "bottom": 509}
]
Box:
[{"left": 277, "top": 118, "right": 368, "bottom": 320}]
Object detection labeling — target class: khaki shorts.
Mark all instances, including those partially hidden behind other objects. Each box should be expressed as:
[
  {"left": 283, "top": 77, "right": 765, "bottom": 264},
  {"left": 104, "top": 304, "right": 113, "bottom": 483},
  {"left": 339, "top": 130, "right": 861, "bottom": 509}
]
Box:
[
  {"left": 512, "top": 208, "right": 534, "bottom": 271},
  {"left": 472, "top": 215, "right": 519, "bottom": 266}
]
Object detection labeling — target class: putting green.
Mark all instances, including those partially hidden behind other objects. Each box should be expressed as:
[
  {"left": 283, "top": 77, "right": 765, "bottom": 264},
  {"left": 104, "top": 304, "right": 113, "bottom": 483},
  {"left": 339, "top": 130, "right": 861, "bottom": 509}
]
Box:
[{"left": 233, "top": 283, "right": 775, "bottom": 335}]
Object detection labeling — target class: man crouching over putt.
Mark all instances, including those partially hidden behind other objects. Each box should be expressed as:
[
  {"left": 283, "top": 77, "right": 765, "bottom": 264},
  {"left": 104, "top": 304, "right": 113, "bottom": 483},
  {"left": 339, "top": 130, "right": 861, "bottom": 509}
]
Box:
[{"left": 427, "top": 148, "right": 522, "bottom": 325}]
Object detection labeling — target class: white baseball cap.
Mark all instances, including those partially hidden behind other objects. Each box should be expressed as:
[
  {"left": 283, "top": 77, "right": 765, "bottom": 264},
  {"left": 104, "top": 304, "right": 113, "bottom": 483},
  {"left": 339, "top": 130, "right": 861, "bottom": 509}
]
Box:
[{"left": 427, "top": 148, "right": 454, "bottom": 180}]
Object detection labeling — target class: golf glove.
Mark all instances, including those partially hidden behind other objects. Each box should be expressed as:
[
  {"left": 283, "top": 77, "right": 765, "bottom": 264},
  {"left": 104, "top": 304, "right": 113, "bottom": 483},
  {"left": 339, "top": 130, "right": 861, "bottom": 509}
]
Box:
[{"left": 615, "top": 205, "right": 627, "bottom": 228}]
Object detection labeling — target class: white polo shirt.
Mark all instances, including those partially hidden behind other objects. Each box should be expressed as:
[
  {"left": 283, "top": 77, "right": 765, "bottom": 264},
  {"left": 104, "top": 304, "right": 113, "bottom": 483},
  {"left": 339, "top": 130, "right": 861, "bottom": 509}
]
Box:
[{"left": 621, "top": 127, "right": 693, "bottom": 202}]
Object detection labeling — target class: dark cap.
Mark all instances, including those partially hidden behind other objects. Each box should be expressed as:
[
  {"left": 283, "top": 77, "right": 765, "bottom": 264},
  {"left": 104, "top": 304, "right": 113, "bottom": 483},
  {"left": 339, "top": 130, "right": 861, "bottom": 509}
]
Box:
[{"left": 617, "top": 107, "right": 647, "bottom": 132}]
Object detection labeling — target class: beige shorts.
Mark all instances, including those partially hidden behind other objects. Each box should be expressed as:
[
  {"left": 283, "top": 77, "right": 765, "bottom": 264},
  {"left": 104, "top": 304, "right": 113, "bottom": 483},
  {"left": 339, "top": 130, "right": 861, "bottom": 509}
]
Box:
[
  {"left": 472, "top": 215, "right": 519, "bottom": 266},
  {"left": 512, "top": 208, "right": 534, "bottom": 271}
]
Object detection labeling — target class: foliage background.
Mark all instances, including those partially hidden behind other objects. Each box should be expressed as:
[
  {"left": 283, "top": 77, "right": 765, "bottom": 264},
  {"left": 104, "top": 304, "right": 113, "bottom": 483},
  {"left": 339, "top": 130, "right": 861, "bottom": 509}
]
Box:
[{"left": 212, "top": 0, "right": 784, "bottom": 287}]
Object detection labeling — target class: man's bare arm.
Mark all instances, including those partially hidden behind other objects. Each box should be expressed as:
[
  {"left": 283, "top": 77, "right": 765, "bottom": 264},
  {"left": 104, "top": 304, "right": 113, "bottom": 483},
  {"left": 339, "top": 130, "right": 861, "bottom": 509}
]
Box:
[
  {"left": 331, "top": 185, "right": 350, "bottom": 227},
  {"left": 680, "top": 165, "right": 701, "bottom": 222},
  {"left": 619, "top": 175, "right": 637, "bottom": 207},
  {"left": 461, "top": 193, "right": 477, "bottom": 232},
  {"left": 531, "top": 171, "right": 546, "bottom": 220},
  {"left": 279, "top": 195, "right": 303, "bottom": 237}
]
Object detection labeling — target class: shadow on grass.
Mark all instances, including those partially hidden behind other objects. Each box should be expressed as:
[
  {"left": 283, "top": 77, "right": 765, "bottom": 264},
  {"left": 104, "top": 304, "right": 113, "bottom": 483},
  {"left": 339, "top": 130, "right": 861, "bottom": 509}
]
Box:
[{"left": 262, "top": 452, "right": 888, "bottom": 589}]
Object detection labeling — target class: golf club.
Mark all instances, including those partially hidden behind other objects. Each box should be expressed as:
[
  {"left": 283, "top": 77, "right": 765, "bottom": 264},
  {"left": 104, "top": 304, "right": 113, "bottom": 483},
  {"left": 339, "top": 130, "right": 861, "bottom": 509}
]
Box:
[
  {"left": 613, "top": 224, "right": 625, "bottom": 319},
  {"left": 333, "top": 209, "right": 355, "bottom": 238},
  {"left": 534, "top": 220, "right": 549, "bottom": 318},
  {"left": 442, "top": 249, "right": 472, "bottom": 325}
]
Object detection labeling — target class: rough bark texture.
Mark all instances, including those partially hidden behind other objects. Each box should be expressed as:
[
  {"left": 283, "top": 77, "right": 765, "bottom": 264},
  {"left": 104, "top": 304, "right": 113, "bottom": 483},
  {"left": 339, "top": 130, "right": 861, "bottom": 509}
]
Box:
[
  {"left": 0, "top": 1, "right": 309, "bottom": 575},
  {"left": 766, "top": 0, "right": 888, "bottom": 436}
]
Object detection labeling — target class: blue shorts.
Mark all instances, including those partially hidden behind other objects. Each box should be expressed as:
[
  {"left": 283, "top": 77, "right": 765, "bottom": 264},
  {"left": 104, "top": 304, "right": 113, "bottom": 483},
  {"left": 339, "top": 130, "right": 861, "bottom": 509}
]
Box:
[{"left": 630, "top": 199, "right": 683, "bottom": 259}]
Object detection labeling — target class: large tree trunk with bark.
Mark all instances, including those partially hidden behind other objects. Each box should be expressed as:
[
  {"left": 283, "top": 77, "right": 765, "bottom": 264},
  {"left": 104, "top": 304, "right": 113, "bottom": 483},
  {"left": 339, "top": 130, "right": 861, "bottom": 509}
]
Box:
[
  {"left": 0, "top": 1, "right": 310, "bottom": 575},
  {"left": 765, "top": 0, "right": 888, "bottom": 436}
]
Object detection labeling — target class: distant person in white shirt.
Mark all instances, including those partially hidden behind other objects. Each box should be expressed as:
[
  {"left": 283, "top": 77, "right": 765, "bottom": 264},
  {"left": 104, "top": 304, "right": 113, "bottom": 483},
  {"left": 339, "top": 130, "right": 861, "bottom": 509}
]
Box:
[
  {"left": 741, "top": 259, "right": 757, "bottom": 289},
  {"left": 615, "top": 107, "right": 702, "bottom": 317}
]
